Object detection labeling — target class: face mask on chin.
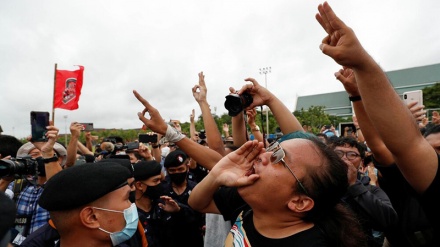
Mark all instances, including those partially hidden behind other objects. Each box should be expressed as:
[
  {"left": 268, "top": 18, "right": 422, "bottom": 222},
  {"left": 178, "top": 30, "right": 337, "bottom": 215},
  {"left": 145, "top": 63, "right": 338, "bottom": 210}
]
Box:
[
  {"left": 169, "top": 171, "right": 188, "bottom": 185},
  {"left": 94, "top": 203, "right": 139, "bottom": 246}
]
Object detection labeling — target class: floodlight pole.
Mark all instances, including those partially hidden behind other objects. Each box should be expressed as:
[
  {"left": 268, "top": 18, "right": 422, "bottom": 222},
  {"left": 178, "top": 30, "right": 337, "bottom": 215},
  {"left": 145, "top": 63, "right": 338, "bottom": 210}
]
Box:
[{"left": 259, "top": 67, "right": 271, "bottom": 138}]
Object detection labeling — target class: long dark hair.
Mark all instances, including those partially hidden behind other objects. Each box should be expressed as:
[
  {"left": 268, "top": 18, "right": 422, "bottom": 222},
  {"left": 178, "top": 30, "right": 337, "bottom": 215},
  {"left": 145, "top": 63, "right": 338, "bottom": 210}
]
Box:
[{"left": 302, "top": 138, "right": 367, "bottom": 247}]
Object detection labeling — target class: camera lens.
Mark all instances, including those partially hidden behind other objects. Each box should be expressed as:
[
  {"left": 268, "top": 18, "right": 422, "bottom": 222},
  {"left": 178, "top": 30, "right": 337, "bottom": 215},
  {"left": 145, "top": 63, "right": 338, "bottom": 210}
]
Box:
[
  {"left": 224, "top": 92, "right": 253, "bottom": 117},
  {"left": 224, "top": 94, "right": 244, "bottom": 117},
  {"left": 0, "top": 158, "right": 37, "bottom": 177}
]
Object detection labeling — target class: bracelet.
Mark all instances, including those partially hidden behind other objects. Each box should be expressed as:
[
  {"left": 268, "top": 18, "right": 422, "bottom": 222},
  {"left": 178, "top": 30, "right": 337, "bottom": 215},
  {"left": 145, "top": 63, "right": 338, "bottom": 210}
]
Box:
[
  {"left": 356, "top": 128, "right": 361, "bottom": 130},
  {"left": 251, "top": 125, "right": 260, "bottom": 132},
  {"left": 349, "top": 95, "right": 362, "bottom": 102},
  {"left": 43, "top": 154, "right": 58, "bottom": 164},
  {"left": 165, "top": 125, "right": 186, "bottom": 143},
  {"left": 152, "top": 145, "right": 159, "bottom": 149}
]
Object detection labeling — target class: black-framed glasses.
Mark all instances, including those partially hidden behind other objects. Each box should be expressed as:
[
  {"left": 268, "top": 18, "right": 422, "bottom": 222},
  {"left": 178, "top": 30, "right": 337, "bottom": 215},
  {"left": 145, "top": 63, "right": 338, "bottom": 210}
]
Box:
[
  {"left": 266, "top": 142, "right": 309, "bottom": 196},
  {"left": 334, "top": 150, "right": 360, "bottom": 160}
]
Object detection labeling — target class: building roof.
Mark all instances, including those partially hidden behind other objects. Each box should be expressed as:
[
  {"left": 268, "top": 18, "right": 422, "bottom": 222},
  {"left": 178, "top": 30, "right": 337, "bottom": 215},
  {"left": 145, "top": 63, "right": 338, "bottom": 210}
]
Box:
[{"left": 296, "top": 63, "right": 440, "bottom": 116}]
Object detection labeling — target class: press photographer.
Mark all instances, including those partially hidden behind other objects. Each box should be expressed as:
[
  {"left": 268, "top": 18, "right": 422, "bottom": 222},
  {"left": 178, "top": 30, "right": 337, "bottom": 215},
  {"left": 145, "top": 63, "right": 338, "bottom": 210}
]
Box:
[{"left": 0, "top": 126, "right": 66, "bottom": 246}]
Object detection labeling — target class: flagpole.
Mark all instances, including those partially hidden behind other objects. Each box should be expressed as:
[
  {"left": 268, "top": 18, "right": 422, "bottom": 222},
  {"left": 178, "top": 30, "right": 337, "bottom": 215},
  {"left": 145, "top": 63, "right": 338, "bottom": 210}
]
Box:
[{"left": 52, "top": 63, "right": 57, "bottom": 124}]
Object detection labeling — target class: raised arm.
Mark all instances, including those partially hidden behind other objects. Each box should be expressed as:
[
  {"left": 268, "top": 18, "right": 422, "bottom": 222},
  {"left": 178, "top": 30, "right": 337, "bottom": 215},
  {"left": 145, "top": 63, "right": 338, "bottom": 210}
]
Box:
[
  {"left": 133, "top": 90, "right": 223, "bottom": 170},
  {"left": 335, "top": 67, "right": 394, "bottom": 166},
  {"left": 225, "top": 87, "right": 250, "bottom": 148},
  {"left": 65, "top": 122, "right": 83, "bottom": 168},
  {"left": 192, "top": 72, "right": 226, "bottom": 156},
  {"left": 32, "top": 125, "right": 63, "bottom": 180},
  {"left": 246, "top": 108, "right": 266, "bottom": 145},
  {"left": 237, "top": 78, "right": 303, "bottom": 135},
  {"left": 189, "top": 109, "right": 198, "bottom": 142},
  {"left": 85, "top": 131, "right": 93, "bottom": 152},
  {"left": 317, "top": 2, "right": 437, "bottom": 194}
]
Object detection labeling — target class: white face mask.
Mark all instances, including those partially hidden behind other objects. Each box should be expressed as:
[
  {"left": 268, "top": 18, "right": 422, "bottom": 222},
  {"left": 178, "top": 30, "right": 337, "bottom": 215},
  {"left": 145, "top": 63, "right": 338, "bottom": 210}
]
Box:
[{"left": 93, "top": 203, "right": 139, "bottom": 246}]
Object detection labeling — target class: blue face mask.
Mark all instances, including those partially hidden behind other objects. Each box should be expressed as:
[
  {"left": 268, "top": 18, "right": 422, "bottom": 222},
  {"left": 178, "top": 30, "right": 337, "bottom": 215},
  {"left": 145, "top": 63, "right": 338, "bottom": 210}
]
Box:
[{"left": 94, "top": 203, "right": 139, "bottom": 246}]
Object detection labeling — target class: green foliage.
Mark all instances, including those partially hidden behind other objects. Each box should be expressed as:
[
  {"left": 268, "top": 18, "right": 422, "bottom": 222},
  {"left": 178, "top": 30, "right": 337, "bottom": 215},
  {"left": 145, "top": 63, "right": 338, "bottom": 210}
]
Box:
[
  {"left": 422, "top": 83, "right": 440, "bottom": 109},
  {"left": 294, "top": 105, "right": 349, "bottom": 134}
]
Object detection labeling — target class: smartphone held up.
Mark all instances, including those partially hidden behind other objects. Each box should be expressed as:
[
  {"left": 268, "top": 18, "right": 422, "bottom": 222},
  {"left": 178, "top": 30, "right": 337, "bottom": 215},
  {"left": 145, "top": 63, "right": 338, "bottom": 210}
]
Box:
[{"left": 30, "top": 111, "right": 49, "bottom": 142}]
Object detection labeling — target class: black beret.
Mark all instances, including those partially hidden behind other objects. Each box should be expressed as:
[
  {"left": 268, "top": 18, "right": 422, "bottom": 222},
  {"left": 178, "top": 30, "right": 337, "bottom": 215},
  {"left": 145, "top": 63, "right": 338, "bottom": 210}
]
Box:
[
  {"left": 133, "top": 160, "right": 162, "bottom": 181},
  {"left": 98, "top": 157, "right": 134, "bottom": 177},
  {"left": 39, "top": 162, "right": 131, "bottom": 211},
  {"left": 164, "top": 150, "right": 188, "bottom": 168}
]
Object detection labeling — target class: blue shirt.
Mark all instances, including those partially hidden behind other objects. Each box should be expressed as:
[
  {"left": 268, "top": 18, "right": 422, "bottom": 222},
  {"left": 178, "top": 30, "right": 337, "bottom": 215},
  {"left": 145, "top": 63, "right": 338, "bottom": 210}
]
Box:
[{"left": 8, "top": 181, "right": 49, "bottom": 236}]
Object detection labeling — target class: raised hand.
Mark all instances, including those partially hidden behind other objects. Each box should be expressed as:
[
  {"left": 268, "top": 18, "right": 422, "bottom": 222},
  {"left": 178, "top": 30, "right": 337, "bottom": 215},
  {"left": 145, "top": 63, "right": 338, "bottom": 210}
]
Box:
[
  {"left": 407, "top": 101, "right": 426, "bottom": 123},
  {"left": 192, "top": 72, "right": 208, "bottom": 104},
  {"left": 133, "top": 90, "right": 168, "bottom": 135},
  {"left": 33, "top": 123, "right": 59, "bottom": 158},
  {"left": 137, "top": 142, "right": 153, "bottom": 160},
  {"left": 221, "top": 123, "right": 228, "bottom": 133},
  {"left": 236, "top": 78, "right": 274, "bottom": 110},
  {"left": 209, "top": 140, "right": 263, "bottom": 187},
  {"left": 190, "top": 109, "right": 195, "bottom": 122},
  {"left": 432, "top": 111, "right": 440, "bottom": 125},
  {"left": 335, "top": 67, "right": 359, "bottom": 96},
  {"left": 316, "top": 2, "right": 369, "bottom": 69},
  {"left": 70, "top": 122, "right": 83, "bottom": 138},
  {"left": 246, "top": 108, "right": 257, "bottom": 126},
  {"left": 159, "top": 196, "right": 181, "bottom": 213}
]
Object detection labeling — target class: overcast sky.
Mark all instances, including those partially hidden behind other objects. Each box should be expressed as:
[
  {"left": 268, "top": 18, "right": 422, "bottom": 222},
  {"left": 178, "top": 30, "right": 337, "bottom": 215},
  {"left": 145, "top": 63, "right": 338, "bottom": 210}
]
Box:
[{"left": 1, "top": 0, "right": 439, "bottom": 139}]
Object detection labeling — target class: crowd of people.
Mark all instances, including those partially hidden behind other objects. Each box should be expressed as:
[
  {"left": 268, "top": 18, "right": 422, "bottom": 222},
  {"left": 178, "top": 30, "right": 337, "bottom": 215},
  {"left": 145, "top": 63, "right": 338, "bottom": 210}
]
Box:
[{"left": 1, "top": 2, "right": 440, "bottom": 247}]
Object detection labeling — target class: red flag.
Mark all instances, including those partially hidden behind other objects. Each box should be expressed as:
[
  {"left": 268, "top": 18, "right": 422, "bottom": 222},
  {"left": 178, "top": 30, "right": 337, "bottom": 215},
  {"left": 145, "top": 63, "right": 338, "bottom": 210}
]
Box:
[{"left": 53, "top": 65, "right": 84, "bottom": 110}]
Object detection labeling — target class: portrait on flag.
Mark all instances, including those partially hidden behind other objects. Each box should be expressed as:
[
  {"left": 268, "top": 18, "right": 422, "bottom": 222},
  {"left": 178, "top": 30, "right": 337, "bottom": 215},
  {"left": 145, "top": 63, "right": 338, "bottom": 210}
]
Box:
[
  {"left": 62, "top": 78, "right": 77, "bottom": 104},
  {"left": 54, "top": 65, "right": 84, "bottom": 110}
]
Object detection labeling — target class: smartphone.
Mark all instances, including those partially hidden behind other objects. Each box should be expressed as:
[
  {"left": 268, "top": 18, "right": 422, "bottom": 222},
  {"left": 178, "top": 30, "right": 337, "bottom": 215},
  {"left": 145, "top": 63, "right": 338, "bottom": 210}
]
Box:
[
  {"left": 80, "top": 123, "right": 94, "bottom": 131},
  {"left": 126, "top": 142, "right": 140, "bottom": 150},
  {"left": 30, "top": 111, "right": 49, "bottom": 142},
  {"left": 403, "top": 90, "right": 423, "bottom": 107},
  {"left": 138, "top": 133, "right": 158, "bottom": 143}
]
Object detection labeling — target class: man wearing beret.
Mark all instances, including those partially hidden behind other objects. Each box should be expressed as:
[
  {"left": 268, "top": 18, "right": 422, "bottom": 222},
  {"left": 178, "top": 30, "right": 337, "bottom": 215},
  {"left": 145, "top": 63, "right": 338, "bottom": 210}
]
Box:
[
  {"left": 133, "top": 160, "right": 167, "bottom": 247},
  {"left": 161, "top": 150, "right": 204, "bottom": 247},
  {"left": 38, "top": 162, "right": 140, "bottom": 247}
]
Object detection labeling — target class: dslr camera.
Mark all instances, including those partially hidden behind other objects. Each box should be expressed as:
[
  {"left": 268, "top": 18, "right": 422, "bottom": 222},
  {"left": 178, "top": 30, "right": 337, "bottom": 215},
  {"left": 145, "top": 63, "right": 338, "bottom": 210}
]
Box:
[
  {"left": 0, "top": 156, "right": 44, "bottom": 177},
  {"left": 224, "top": 92, "right": 253, "bottom": 116}
]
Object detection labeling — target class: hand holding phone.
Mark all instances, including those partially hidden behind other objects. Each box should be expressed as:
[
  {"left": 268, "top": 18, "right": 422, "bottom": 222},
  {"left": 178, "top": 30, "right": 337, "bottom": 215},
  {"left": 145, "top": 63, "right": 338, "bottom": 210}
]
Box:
[
  {"left": 139, "top": 133, "right": 158, "bottom": 143},
  {"left": 403, "top": 90, "right": 423, "bottom": 107},
  {"left": 80, "top": 123, "right": 94, "bottom": 131},
  {"left": 31, "top": 111, "right": 49, "bottom": 142}
]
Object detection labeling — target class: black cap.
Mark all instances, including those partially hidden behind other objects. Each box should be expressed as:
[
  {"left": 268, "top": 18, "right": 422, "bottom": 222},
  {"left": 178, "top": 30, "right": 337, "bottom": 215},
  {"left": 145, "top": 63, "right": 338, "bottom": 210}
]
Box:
[
  {"left": 39, "top": 162, "right": 131, "bottom": 211},
  {"left": 133, "top": 160, "right": 162, "bottom": 181},
  {"left": 164, "top": 150, "right": 188, "bottom": 168},
  {"left": 98, "top": 157, "right": 134, "bottom": 177}
]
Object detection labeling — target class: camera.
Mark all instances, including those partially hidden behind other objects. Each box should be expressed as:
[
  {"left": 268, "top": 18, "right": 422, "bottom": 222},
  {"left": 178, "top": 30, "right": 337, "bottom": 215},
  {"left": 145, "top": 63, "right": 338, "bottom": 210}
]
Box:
[
  {"left": 0, "top": 157, "right": 43, "bottom": 177},
  {"left": 198, "top": 129, "right": 206, "bottom": 140},
  {"left": 224, "top": 92, "right": 253, "bottom": 116}
]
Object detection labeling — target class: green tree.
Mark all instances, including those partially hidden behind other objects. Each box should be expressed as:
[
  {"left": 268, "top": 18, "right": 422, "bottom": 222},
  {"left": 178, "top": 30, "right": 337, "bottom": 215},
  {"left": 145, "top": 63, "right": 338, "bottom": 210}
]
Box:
[
  {"left": 422, "top": 83, "right": 440, "bottom": 109},
  {"left": 294, "top": 105, "right": 349, "bottom": 134}
]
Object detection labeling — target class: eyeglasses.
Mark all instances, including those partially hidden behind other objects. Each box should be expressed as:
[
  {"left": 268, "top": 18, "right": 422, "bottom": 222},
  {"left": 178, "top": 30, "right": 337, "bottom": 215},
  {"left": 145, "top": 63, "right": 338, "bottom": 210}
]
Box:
[
  {"left": 266, "top": 142, "right": 309, "bottom": 196},
  {"left": 334, "top": 150, "right": 360, "bottom": 160}
]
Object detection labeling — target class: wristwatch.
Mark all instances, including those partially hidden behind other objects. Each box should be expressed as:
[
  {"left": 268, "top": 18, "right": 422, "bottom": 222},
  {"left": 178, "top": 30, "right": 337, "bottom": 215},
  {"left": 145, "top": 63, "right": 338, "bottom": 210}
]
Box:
[
  {"left": 43, "top": 154, "right": 58, "bottom": 164},
  {"left": 251, "top": 126, "right": 260, "bottom": 132}
]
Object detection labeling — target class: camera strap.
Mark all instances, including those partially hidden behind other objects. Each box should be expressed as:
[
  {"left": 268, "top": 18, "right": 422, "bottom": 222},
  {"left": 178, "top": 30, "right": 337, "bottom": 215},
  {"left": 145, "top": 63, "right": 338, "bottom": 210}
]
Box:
[{"left": 12, "top": 179, "right": 28, "bottom": 202}]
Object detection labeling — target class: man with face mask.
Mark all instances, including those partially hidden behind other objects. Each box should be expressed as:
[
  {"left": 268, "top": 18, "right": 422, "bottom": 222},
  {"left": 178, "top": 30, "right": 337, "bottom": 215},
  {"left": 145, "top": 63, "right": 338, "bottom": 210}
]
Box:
[
  {"left": 37, "top": 162, "right": 146, "bottom": 247},
  {"left": 133, "top": 160, "right": 166, "bottom": 247},
  {"left": 162, "top": 150, "right": 204, "bottom": 247}
]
